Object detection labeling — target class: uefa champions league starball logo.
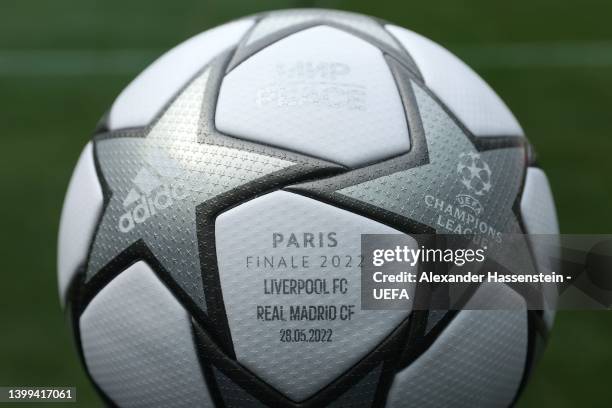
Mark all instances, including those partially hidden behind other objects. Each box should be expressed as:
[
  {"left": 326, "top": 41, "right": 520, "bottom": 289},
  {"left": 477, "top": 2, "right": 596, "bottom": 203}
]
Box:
[
  {"left": 454, "top": 152, "right": 493, "bottom": 216},
  {"left": 457, "top": 152, "right": 492, "bottom": 196}
]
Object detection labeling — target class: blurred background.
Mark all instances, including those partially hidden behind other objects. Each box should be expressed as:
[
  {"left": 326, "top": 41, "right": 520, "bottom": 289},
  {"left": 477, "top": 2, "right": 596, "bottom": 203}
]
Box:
[{"left": 1, "top": 0, "right": 611, "bottom": 406}]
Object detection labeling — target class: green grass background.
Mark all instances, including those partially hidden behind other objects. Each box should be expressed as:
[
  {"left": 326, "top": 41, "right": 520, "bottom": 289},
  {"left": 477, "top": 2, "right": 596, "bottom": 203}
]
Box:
[{"left": 1, "top": 0, "right": 611, "bottom": 406}]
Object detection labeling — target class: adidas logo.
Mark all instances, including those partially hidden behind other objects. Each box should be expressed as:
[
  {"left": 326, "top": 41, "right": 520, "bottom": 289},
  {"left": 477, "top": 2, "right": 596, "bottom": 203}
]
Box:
[{"left": 118, "top": 151, "right": 188, "bottom": 233}]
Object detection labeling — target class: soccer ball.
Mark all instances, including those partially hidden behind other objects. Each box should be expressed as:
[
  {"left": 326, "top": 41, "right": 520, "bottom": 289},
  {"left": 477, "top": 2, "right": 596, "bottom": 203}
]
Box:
[{"left": 58, "top": 9, "right": 559, "bottom": 407}]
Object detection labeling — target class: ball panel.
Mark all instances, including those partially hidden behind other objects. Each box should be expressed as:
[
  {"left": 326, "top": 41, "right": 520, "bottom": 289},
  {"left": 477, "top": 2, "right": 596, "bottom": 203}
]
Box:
[
  {"left": 216, "top": 25, "right": 410, "bottom": 168},
  {"left": 520, "top": 167, "right": 560, "bottom": 328},
  {"left": 215, "top": 191, "right": 413, "bottom": 401},
  {"left": 58, "top": 142, "right": 103, "bottom": 306},
  {"left": 107, "top": 18, "right": 254, "bottom": 130},
  {"left": 244, "top": 9, "right": 402, "bottom": 52},
  {"left": 80, "top": 261, "right": 213, "bottom": 408},
  {"left": 387, "top": 284, "right": 527, "bottom": 408},
  {"left": 386, "top": 25, "right": 524, "bottom": 138},
  {"left": 520, "top": 168, "right": 559, "bottom": 235}
]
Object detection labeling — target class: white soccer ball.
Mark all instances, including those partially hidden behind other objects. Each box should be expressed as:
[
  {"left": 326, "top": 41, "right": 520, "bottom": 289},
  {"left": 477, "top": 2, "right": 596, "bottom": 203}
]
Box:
[{"left": 58, "top": 9, "right": 559, "bottom": 407}]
